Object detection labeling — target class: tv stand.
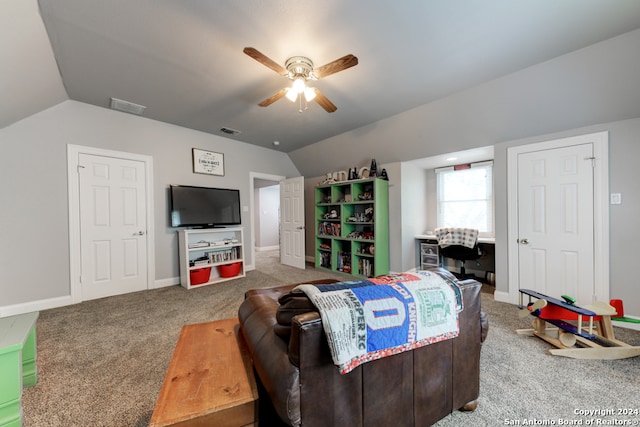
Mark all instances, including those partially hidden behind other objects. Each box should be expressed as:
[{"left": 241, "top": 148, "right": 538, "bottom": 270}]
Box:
[{"left": 177, "top": 227, "right": 245, "bottom": 289}]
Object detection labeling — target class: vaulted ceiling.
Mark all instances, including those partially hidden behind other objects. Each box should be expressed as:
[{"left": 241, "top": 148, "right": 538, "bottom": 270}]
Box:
[{"left": 8, "top": 1, "right": 640, "bottom": 153}]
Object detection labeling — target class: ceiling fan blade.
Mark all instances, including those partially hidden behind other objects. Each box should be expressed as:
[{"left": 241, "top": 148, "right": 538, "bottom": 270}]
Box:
[
  {"left": 243, "top": 47, "right": 287, "bottom": 75},
  {"left": 258, "top": 88, "right": 288, "bottom": 107},
  {"left": 314, "top": 54, "right": 358, "bottom": 79},
  {"left": 313, "top": 88, "right": 337, "bottom": 113}
]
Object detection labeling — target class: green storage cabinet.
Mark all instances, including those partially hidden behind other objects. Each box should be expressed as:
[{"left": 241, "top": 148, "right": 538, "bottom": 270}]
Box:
[
  {"left": 315, "top": 178, "right": 389, "bottom": 278},
  {"left": 0, "top": 311, "right": 39, "bottom": 427}
]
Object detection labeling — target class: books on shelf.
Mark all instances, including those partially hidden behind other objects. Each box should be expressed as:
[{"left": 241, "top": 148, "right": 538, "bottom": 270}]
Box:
[
  {"left": 189, "top": 246, "right": 242, "bottom": 267},
  {"left": 320, "top": 251, "right": 331, "bottom": 269},
  {"left": 337, "top": 251, "right": 352, "bottom": 273},
  {"left": 206, "top": 246, "right": 241, "bottom": 263},
  {"left": 359, "top": 258, "right": 374, "bottom": 277}
]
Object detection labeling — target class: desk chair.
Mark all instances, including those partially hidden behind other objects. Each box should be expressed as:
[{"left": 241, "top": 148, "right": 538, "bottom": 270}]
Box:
[{"left": 435, "top": 227, "right": 482, "bottom": 277}]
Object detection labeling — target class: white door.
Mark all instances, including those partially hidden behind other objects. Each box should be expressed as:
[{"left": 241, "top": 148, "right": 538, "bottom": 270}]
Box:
[
  {"left": 280, "top": 176, "right": 306, "bottom": 269},
  {"left": 78, "top": 153, "right": 148, "bottom": 300},
  {"left": 516, "top": 143, "right": 594, "bottom": 305}
]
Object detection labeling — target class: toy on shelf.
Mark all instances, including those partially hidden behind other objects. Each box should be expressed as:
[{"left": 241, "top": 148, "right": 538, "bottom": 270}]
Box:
[{"left": 516, "top": 288, "right": 640, "bottom": 360}]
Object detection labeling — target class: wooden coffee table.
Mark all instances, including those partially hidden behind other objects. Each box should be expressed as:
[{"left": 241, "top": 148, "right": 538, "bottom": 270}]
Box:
[{"left": 150, "top": 318, "right": 258, "bottom": 427}]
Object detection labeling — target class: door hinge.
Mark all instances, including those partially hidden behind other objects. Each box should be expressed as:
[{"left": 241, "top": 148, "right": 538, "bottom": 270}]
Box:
[
  {"left": 585, "top": 156, "right": 596, "bottom": 168},
  {"left": 77, "top": 165, "right": 86, "bottom": 172}
]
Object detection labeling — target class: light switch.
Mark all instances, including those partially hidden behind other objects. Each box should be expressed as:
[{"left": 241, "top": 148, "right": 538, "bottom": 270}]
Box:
[{"left": 610, "top": 193, "right": 622, "bottom": 205}]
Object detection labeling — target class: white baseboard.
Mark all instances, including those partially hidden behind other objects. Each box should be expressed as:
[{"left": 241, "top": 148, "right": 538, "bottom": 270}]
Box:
[
  {"left": 0, "top": 295, "right": 74, "bottom": 318},
  {"left": 2, "top": 277, "right": 182, "bottom": 317},
  {"left": 153, "top": 277, "right": 180, "bottom": 289},
  {"left": 494, "top": 290, "right": 511, "bottom": 304}
]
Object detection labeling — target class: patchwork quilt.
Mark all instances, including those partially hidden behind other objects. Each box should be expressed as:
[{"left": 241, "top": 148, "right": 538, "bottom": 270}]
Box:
[{"left": 295, "top": 270, "right": 463, "bottom": 374}]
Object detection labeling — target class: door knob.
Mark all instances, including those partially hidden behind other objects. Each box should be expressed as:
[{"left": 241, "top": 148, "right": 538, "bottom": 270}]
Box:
[
  {"left": 518, "top": 238, "right": 529, "bottom": 245},
  {"left": 296, "top": 226, "right": 305, "bottom": 230},
  {"left": 133, "top": 231, "right": 145, "bottom": 236}
]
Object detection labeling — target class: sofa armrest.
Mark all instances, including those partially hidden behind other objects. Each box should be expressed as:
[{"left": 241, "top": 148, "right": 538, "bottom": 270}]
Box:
[
  {"left": 459, "top": 279, "right": 489, "bottom": 342},
  {"left": 288, "top": 311, "right": 365, "bottom": 427},
  {"left": 288, "top": 312, "right": 333, "bottom": 368}
]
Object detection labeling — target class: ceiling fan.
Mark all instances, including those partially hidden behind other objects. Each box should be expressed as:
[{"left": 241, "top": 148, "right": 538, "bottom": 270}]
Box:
[{"left": 243, "top": 47, "right": 358, "bottom": 113}]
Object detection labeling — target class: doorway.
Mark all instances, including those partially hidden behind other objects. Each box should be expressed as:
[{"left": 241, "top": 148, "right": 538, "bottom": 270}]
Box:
[
  {"left": 249, "top": 172, "right": 285, "bottom": 271},
  {"left": 67, "top": 145, "right": 155, "bottom": 303},
  {"left": 506, "top": 132, "right": 609, "bottom": 305},
  {"left": 255, "top": 179, "right": 281, "bottom": 250}
]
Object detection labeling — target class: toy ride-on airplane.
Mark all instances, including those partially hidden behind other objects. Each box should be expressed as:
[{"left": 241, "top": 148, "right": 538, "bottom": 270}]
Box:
[{"left": 517, "top": 288, "right": 640, "bottom": 359}]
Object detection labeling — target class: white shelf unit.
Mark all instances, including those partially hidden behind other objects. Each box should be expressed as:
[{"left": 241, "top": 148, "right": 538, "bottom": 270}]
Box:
[{"left": 178, "top": 227, "right": 245, "bottom": 289}]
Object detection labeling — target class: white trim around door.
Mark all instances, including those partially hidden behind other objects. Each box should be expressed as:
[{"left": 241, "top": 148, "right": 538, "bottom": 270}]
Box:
[
  {"left": 67, "top": 145, "right": 155, "bottom": 304},
  {"left": 502, "top": 131, "right": 609, "bottom": 305}
]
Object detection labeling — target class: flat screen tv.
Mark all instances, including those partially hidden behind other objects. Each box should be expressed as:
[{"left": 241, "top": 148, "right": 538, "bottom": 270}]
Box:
[{"left": 170, "top": 185, "right": 241, "bottom": 228}]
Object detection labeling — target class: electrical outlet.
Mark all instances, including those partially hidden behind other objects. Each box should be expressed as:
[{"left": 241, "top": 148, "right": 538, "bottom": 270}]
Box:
[{"left": 610, "top": 193, "right": 622, "bottom": 205}]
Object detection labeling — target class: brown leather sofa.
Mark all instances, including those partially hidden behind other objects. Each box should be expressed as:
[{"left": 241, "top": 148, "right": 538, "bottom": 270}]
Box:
[{"left": 238, "top": 272, "right": 488, "bottom": 427}]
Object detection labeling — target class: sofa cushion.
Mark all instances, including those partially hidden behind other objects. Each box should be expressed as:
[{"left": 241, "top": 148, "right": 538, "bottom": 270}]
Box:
[
  {"left": 276, "top": 289, "right": 317, "bottom": 325},
  {"left": 272, "top": 279, "right": 339, "bottom": 339}
]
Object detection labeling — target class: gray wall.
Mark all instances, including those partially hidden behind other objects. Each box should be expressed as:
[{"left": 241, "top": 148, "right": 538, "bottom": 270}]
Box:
[
  {"left": 295, "top": 29, "right": 640, "bottom": 318},
  {"left": 493, "top": 117, "right": 640, "bottom": 316},
  {"left": 399, "top": 162, "right": 428, "bottom": 272},
  {"left": 0, "top": 0, "right": 67, "bottom": 129},
  {"left": 289, "top": 29, "right": 640, "bottom": 178},
  {"left": 304, "top": 117, "right": 640, "bottom": 319},
  {"left": 254, "top": 185, "right": 280, "bottom": 249},
  {"left": 0, "top": 100, "right": 300, "bottom": 312},
  {"left": 4, "top": 6, "right": 640, "bottom": 320}
]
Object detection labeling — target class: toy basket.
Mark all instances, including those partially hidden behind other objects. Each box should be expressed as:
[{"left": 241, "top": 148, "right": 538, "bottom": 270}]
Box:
[
  {"left": 190, "top": 267, "right": 211, "bottom": 285},
  {"left": 218, "top": 262, "right": 241, "bottom": 278}
]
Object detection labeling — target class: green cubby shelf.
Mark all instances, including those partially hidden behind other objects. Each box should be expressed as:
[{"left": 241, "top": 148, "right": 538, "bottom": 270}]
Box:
[{"left": 314, "top": 178, "right": 389, "bottom": 278}]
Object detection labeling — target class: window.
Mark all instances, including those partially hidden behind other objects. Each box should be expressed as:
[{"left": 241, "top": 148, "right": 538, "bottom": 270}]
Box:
[{"left": 436, "top": 161, "right": 493, "bottom": 236}]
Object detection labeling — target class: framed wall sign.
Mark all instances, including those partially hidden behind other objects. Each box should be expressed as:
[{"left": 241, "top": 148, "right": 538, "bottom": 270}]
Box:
[{"left": 192, "top": 148, "right": 224, "bottom": 176}]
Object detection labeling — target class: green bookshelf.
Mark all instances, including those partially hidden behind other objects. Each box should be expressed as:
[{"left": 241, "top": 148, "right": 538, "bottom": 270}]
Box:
[{"left": 315, "top": 178, "right": 389, "bottom": 278}]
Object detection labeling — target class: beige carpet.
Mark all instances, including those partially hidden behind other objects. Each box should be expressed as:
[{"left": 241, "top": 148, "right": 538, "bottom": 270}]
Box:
[{"left": 21, "top": 252, "right": 640, "bottom": 426}]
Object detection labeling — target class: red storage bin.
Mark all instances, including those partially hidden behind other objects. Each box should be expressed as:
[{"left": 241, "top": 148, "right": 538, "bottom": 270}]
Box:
[
  {"left": 218, "top": 262, "right": 241, "bottom": 278},
  {"left": 190, "top": 267, "right": 211, "bottom": 285}
]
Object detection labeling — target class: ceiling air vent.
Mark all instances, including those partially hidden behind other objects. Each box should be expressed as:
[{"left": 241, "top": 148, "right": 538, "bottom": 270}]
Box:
[
  {"left": 219, "top": 127, "right": 241, "bottom": 136},
  {"left": 110, "top": 97, "right": 146, "bottom": 115}
]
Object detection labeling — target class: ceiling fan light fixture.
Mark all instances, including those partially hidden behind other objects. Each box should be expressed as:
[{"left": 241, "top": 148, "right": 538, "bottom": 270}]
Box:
[
  {"left": 285, "top": 87, "right": 298, "bottom": 102},
  {"left": 292, "top": 78, "right": 306, "bottom": 93},
  {"left": 304, "top": 86, "right": 316, "bottom": 102},
  {"left": 285, "top": 56, "right": 314, "bottom": 79}
]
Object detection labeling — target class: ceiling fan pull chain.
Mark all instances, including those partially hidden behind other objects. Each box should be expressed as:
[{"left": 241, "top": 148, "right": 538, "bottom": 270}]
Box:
[{"left": 298, "top": 94, "right": 304, "bottom": 113}]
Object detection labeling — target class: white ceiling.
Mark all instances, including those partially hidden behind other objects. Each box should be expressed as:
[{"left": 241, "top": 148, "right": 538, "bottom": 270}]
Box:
[{"left": 35, "top": 0, "right": 640, "bottom": 153}]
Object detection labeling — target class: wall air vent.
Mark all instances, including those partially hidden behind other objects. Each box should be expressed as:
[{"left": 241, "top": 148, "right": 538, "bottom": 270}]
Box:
[
  {"left": 219, "top": 127, "right": 242, "bottom": 136},
  {"left": 110, "top": 97, "right": 146, "bottom": 115}
]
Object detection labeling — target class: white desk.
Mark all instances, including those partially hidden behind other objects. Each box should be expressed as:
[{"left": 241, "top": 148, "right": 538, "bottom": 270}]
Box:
[{"left": 415, "top": 235, "right": 495, "bottom": 277}]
